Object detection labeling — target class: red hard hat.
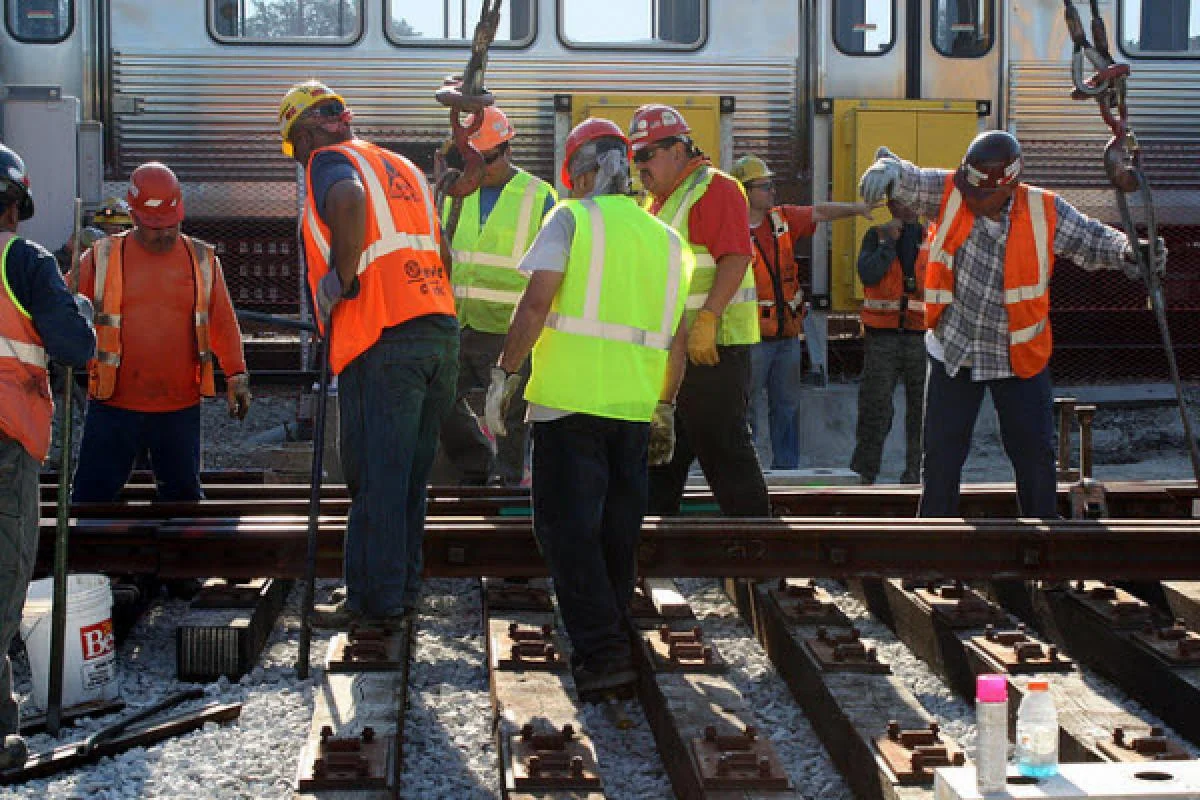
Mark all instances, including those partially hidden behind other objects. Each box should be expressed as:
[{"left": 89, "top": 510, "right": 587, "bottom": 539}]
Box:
[
  {"left": 953, "top": 130, "right": 1023, "bottom": 200},
  {"left": 628, "top": 104, "right": 691, "bottom": 153},
  {"left": 561, "top": 118, "right": 630, "bottom": 189},
  {"left": 127, "top": 161, "right": 184, "bottom": 228}
]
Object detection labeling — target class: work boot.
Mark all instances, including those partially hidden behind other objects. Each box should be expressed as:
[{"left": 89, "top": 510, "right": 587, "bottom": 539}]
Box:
[
  {"left": 573, "top": 660, "right": 637, "bottom": 696},
  {"left": 0, "top": 734, "right": 27, "bottom": 770},
  {"left": 310, "top": 598, "right": 362, "bottom": 629}
]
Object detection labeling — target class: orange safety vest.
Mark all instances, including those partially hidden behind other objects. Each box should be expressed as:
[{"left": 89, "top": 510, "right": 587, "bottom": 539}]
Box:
[
  {"left": 301, "top": 139, "right": 455, "bottom": 375},
  {"left": 751, "top": 208, "right": 803, "bottom": 339},
  {"left": 861, "top": 226, "right": 929, "bottom": 331},
  {"left": 89, "top": 231, "right": 217, "bottom": 401},
  {"left": 0, "top": 233, "right": 52, "bottom": 461},
  {"left": 924, "top": 177, "right": 1057, "bottom": 378}
]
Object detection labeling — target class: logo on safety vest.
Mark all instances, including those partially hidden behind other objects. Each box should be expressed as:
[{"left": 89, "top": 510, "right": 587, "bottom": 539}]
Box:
[
  {"left": 382, "top": 160, "right": 419, "bottom": 202},
  {"left": 79, "top": 619, "right": 115, "bottom": 661}
]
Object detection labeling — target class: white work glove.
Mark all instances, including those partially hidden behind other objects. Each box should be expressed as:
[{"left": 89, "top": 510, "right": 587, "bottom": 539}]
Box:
[
  {"left": 73, "top": 293, "right": 94, "bottom": 327},
  {"left": 1123, "top": 236, "right": 1167, "bottom": 277},
  {"left": 648, "top": 402, "right": 676, "bottom": 466},
  {"left": 858, "top": 146, "right": 903, "bottom": 205},
  {"left": 315, "top": 270, "right": 344, "bottom": 327},
  {"left": 484, "top": 366, "right": 523, "bottom": 437}
]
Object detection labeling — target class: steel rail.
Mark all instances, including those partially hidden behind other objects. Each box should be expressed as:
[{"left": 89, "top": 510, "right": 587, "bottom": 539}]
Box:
[{"left": 35, "top": 516, "right": 1200, "bottom": 582}]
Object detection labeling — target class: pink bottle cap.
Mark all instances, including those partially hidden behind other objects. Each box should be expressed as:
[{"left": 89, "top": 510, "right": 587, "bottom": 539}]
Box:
[{"left": 977, "top": 674, "right": 1008, "bottom": 703}]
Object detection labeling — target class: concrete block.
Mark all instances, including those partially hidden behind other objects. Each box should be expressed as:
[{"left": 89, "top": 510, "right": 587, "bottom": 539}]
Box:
[{"left": 934, "top": 761, "right": 1200, "bottom": 799}]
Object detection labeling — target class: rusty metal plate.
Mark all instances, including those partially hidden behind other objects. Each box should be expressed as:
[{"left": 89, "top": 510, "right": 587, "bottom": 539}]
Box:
[
  {"left": 504, "top": 723, "right": 603, "bottom": 791},
  {"left": 297, "top": 726, "right": 392, "bottom": 791},
  {"left": 874, "top": 721, "right": 966, "bottom": 785},
  {"left": 1132, "top": 621, "right": 1200, "bottom": 666},
  {"left": 484, "top": 578, "right": 553, "bottom": 612},
  {"left": 968, "top": 625, "right": 1073, "bottom": 674},
  {"left": 1068, "top": 581, "right": 1154, "bottom": 629},
  {"left": 326, "top": 627, "right": 409, "bottom": 672},
  {"left": 642, "top": 625, "right": 726, "bottom": 673},
  {"left": 804, "top": 627, "right": 891, "bottom": 674},
  {"left": 769, "top": 578, "right": 849, "bottom": 626},
  {"left": 911, "top": 582, "right": 1007, "bottom": 629},
  {"left": 1098, "top": 726, "right": 1192, "bottom": 762},
  {"left": 628, "top": 584, "right": 662, "bottom": 621},
  {"left": 1069, "top": 479, "right": 1109, "bottom": 519},
  {"left": 190, "top": 578, "right": 270, "bottom": 608},
  {"left": 491, "top": 622, "right": 567, "bottom": 672},
  {"left": 691, "top": 725, "right": 792, "bottom": 791}
]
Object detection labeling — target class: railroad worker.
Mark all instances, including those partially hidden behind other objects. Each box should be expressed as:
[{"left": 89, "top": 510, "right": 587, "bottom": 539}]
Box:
[
  {"left": 858, "top": 131, "right": 1166, "bottom": 516},
  {"left": 0, "top": 144, "right": 95, "bottom": 769},
  {"left": 731, "top": 154, "right": 874, "bottom": 470},
  {"left": 71, "top": 161, "right": 251, "bottom": 502},
  {"left": 279, "top": 80, "right": 458, "bottom": 626},
  {"left": 850, "top": 199, "right": 929, "bottom": 485},
  {"left": 630, "top": 104, "right": 769, "bottom": 518},
  {"left": 439, "top": 105, "right": 556, "bottom": 486},
  {"left": 485, "top": 117, "right": 691, "bottom": 694},
  {"left": 91, "top": 196, "right": 134, "bottom": 236}
]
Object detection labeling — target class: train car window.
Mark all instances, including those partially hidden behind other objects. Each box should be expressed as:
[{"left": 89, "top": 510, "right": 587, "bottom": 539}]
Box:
[
  {"left": 6, "top": 0, "right": 72, "bottom": 44},
  {"left": 932, "top": 0, "right": 993, "bottom": 57},
  {"left": 1119, "top": 0, "right": 1200, "bottom": 57},
  {"left": 386, "top": 0, "right": 534, "bottom": 47},
  {"left": 558, "top": 0, "right": 706, "bottom": 50},
  {"left": 208, "top": 0, "right": 362, "bottom": 44},
  {"left": 832, "top": 0, "right": 895, "bottom": 56}
]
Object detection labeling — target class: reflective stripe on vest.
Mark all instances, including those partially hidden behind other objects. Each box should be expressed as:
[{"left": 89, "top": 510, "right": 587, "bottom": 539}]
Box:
[
  {"left": 445, "top": 169, "right": 555, "bottom": 333},
  {"left": 89, "top": 232, "right": 217, "bottom": 400},
  {"left": 524, "top": 195, "right": 693, "bottom": 422},
  {"left": 301, "top": 139, "right": 456, "bottom": 374},
  {"left": 0, "top": 233, "right": 52, "bottom": 460},
  {"left": 654, "top": 166, "right": 759, "bottom": 346}
]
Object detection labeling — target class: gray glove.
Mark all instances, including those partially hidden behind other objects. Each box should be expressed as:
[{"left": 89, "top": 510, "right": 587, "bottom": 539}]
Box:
[
  {"left": 315, "top": 270, "right": 343, "bottom": 326},
  {"left": 858, "top": 146, "right": 902, "bottom": 205},
  {"left": 484, "top": 366, "right": 523, "bottom": 437},
  {"left": 648, "top": 402, "right": 676, "bottom": 466},
  {"left": 1123, "top": 235, "right": 1167, "bottom": 277},
  {"left": 73, "top": 293, "right": 94, "bottom": 327}
]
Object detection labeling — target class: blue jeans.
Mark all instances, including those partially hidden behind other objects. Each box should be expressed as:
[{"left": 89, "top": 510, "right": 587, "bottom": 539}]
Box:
[
  {"left": 749, "top": 337, "right": 804, "bottom": 469},
  {"left": 338, "top": 315, "right": 459, "bottom": 618},
  {"left": 919, "top": 358, "right": 1057, "bottom": 518},
  {"left": 72, "top": 402, "right": 203, "bottom": 502},
  {"left": 532, "top": 414, "right": 649, "bottom": 671}
]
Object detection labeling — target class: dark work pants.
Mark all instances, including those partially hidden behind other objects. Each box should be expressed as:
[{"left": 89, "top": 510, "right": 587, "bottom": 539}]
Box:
[
  {"left": 532, "top": 414, "right": 649, "bottom": 672},
  {"left": 339, "top": 315, "right": 459, "bottom": 618},
  {"left": 918, "top": 358, "right": 1057, "bottom": 518},
  {"left": 648, "top": 345, "right": 769, "bottom": 517},
  {"left": 850, "top": 329, "right": 927, "bottom": 483},
  {"left": 0, "top": 437, "right": 38, "bottom": 735},
  {"left": 72, "top": 402, "right": 203, "bottom": 502},
  {"left": 437, "top": 326, "right": 530, "bottom": 486}
]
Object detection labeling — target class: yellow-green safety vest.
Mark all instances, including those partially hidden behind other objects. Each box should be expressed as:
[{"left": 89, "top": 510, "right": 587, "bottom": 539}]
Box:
[
  {"left": 524, "top": 195, "right": 694, "bottom": 422},
  {"left": 651, "top": 165, "right": 760, "bottom": 346},
  {"left": 443, "top": 168, "right": 556, "bottom": 334}
]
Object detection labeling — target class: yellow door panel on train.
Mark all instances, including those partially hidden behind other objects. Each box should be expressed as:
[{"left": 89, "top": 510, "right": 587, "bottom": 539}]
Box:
[{"left": 829, "top": 100, "right": 979, "bottom": 311}]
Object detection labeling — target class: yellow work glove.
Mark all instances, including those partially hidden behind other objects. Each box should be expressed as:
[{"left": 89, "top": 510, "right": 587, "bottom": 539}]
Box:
[
  {"left": 648, "top": 402, "right": 676, "bottom": 467},
  {"left": 484, "top": 367, "right": 523, "bottom": 437},
  {"left": 687, "top": 309, "right": 720, "bottom": 366},
  {"left": 225, "top": 373, "right": 252, "bottom": 421}
]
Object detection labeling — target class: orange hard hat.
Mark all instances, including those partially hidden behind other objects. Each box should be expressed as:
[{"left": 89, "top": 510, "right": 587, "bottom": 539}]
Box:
[
  {"left": 127, "top": 162, "right": 183, "bottom": 228},
  {"left": 628, "top": 104, "right": 691, "bottom": 153},
  {"left": 561, "top": 118, "right": 630, "bottom": 189},
  {"left": 466, "top": 106, "right": 516, "bottom": 152}
]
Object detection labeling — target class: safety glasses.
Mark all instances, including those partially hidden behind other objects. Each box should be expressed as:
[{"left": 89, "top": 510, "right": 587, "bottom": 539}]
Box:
[
  {"left": 746, "top": 179, "right": 775, "bottom": 192},
  {"left": 633, "top": 138, "right": 678, "bottom": 165}
]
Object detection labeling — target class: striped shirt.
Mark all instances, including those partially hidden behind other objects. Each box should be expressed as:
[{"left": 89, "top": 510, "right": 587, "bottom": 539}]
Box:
[{"left": 891, "top": 161, "right": 1133, "bottom": 381}]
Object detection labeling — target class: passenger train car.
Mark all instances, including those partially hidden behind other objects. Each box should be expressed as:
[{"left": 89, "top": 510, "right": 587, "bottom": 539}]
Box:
[{"left": 0, "top": 0, "right": 1195, "bottom": 379}]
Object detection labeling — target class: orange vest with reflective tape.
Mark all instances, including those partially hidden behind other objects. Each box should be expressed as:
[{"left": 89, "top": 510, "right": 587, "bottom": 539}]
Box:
[
  {"left": 302, "top": 139, "right": 455, "bottom": 374},
  {"left": 924, "top": 177, "right": 1057, "bottom": 378},
  {"left": 751, "top": 208, "right": 803, "bottom": 338},
  {"left": 89, "top": 231, "right": 217, "bottom": 401},
  {"left": 861, "top": 227, "right": 929, "bottom": 331},
  {"left": 0, "top": 233, "right": 52, "bottom": 461}
]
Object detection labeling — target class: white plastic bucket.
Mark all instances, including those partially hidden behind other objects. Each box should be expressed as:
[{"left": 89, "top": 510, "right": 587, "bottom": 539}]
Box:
[{"left": 19, "top": 574, "right": 119, "bottom": 711}]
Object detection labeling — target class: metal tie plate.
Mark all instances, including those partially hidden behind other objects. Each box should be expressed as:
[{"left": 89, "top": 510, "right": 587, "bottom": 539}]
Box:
[
  {"left": 643, "top": 624, "right": 726, "bottom": 673},
  {"left": 804, "top": 627, "right": 891, "bottom": 674},
  {"left": 297, "top": 725, "right": 392, "bottom": 791},
  {"left": 1132, "top": 620, "right": 1200, "bottom": 666},
  {"left": 506, "top": 722, "right": 602, "bottom": 791},
  {"left": 326, "top": 626, "right": 409, "bottom": 672},
  {"left": 910, "top": 581, "right": 1008, "bottom": 629},
  {"left": 492, "top": 622, "right": 565, "bottom": 671},
  {"left": 1098, "top": 726, "right": 1192, "bottom": 762},
  {"left": 1069, "top": 581, "right": 1153, "bottom": 628},
  {"left": 874, "top": 721, "right": 966, "bottom": 785},
  {"left": 769, "top": 578, "right": 849, "bottom": 626},
  {"left": 691, "top": 725, "right": 792, "bottom": 790},
  {"left": 969, "top": 624, "right": 1073, "bottom": 674}
]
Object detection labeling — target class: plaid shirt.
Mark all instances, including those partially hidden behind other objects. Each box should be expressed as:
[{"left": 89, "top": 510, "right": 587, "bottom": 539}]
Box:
[{"left": 892, "top": 162, "right": 1133, "bottom": 381}]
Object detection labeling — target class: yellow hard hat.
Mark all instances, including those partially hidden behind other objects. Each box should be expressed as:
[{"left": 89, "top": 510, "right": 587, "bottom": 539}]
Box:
[
  {"left": 731, "top": 154, "right": 773, "bottom": 184},
  {"left": 278, "top": 80, "right": 345, "bottom": 156}
]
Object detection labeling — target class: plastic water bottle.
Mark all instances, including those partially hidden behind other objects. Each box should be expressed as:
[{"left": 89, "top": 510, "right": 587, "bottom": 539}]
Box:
[
  {"left": 1015, "top": 679, "right": 1058, "bottom": 778},
  {"left": 975, "top": 674, "right": 1008, "bottom": 793}
]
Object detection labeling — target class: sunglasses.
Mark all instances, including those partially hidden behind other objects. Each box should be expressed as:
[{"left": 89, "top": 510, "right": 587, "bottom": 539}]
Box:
[
  {"left": 746, "top": 179, "right": 775, "bottom": 191},
  {"left": 633, "top": 139, "right": 678, "bottom": 165}
]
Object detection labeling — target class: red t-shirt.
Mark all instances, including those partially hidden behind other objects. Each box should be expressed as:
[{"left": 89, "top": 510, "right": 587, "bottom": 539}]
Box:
[
  {"left": 650, "top": 166, "right": 753, "bottom": 260},
  {"left": 75, "top": 235, "right": 246, "bottom": 412}
]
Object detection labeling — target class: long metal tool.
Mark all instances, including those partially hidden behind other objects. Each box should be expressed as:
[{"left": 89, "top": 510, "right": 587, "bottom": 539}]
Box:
[
  {"left": 296, "top": 326, "right": 331, "bottom": 679},
  {"left": 1062, "top": 0, "right": 1200, "bottom": 485},
  {"left": 46, "top": 198, "right": 84, "bottom": 735},
  {"left": 234, "top": 308, "right": 317, "bottom": 334}
]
